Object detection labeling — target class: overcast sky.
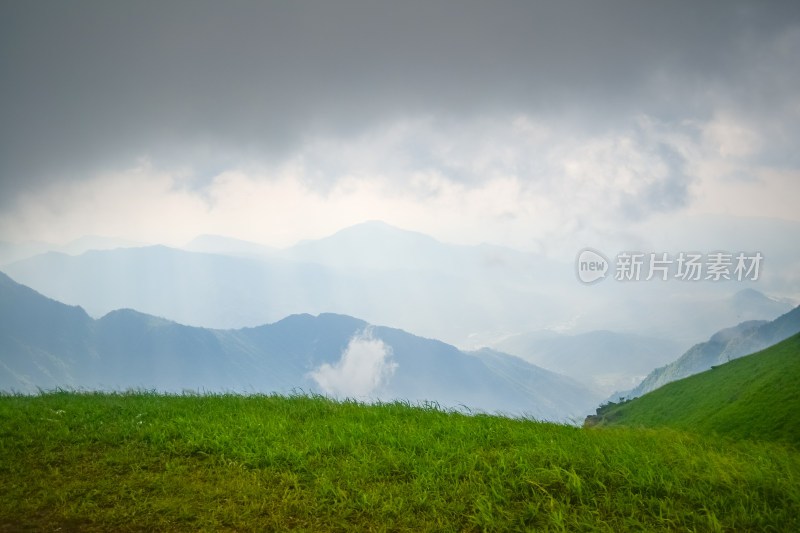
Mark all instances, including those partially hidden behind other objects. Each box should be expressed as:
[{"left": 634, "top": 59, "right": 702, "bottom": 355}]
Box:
[{"left": 1, "top": 1, "right": 799, "bottom": 254}]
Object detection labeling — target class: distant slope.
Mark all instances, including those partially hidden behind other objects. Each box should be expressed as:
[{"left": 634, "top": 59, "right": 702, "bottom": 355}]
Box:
[
  {"left": 587, "top": 333, "right": 800, "bottom": 446},
  {"left": 629, "top": 305, "right": 800, "bottom": 398},
  {"left": 493, "top": 330, "right": 682, "bottom": 396},
  {"left": 0, "top": 272, "right": 601, "bottom": 421},
  {"left": 0, "top": 271, "right": 96, "bottom": 391},
  {"left": 468, "top": 348, "right": 595, "bottom": 422},
  {"left": 0, "top": 241, "right": 54, "bottom": 266}
]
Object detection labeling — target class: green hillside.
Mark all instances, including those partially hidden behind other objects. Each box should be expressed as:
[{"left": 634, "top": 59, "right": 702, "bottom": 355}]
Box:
[
  {"left": 2, "top": 392, "right": 799, "bottom": 531},
  {"left": 588, "top": 333, "right": 800, "bottom": 446}
]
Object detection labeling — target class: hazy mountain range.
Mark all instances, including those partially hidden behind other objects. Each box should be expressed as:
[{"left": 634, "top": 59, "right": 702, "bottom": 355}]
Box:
[
  {"left": 0, "top": 271, "right": 602, "bottom": 422},
  {"left": 0, "top": 235, "right": 144, "bottom": 265},
  {"left": 491, "top": 330, "right": 683, "bottom": 396},
  {"left": 1, "top": 222, "right": 560, "bottom": 348},
  {"left": 2, "top": 221, "right": 795, "bottom": 353},
  {"left": 489, "top": 288, "right": 795, "bottom": 397}
]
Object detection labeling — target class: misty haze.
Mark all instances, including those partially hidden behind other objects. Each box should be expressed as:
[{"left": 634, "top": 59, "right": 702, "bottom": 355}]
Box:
[{"left": 2, "top": 1, "right": 799, "bottom": 530}]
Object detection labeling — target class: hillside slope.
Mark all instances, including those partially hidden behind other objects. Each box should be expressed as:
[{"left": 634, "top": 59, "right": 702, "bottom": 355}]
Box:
[
  {"left": 629, "top": 305, "right": 800, "bottom": 398},
  {"left": 587, "top": 333, "right": 800, "bottom": 446},
  {"left": 3, "top": 392, "right": 799, "bottom": 531}
]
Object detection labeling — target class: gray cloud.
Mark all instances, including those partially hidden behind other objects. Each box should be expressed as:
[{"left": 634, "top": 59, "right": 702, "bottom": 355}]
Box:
[
  {"left": 619, "top": 142, "right": 692, "bottom": 220},
  {"left": 1, "top": 1, "right": 799, "bottom": 207}
]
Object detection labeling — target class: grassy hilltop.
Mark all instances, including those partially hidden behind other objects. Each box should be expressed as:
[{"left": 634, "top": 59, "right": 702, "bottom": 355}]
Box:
[
  {"left": 588, "top": 332, "right": 800, "bottom": 447},
  {"left": 2, "top": 391, "right": 799, "bottom": 532}
]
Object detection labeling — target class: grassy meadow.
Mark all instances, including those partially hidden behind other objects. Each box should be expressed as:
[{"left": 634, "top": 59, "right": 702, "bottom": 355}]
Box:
[{"left": 1, "top": 391, "right": 798, "bottom": 532}]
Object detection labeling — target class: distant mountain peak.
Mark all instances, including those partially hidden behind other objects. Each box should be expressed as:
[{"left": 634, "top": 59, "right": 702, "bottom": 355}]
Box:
[
  {"left": 281, "top": 220, "right": 456, "bottom": 273},
  {"left": 266, "top": 312, "right": 369, "bottom": 332},
  {"left": 61, "top": 235, "right": 144, "bottom": 256},
  {"left": 349, "top": 219, "right": 398, "bottom": 230},
  {"left": 732, "top": 288, "right": 771, "bottom": 304},
  {"left": 98, "top": 308, "right": 173, "bottom": 325},
  {"left": 318, "top": 220, "right": 440, "bottom": 244}
]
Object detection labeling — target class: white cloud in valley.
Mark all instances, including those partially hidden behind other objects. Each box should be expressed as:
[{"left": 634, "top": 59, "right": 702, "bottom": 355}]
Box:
[{"left": 309, "top": 330, "right": 397, "bottom": 399}]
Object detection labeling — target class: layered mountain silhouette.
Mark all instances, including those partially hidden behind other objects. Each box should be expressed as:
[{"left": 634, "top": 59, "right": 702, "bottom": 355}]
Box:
[
  {"left": 1, "top": 237, "right": 554, "bottom": 347},
  {"left": 0, "top": 271, "right": 601, "bottom": 421},
  {"left": 3, "top": 221, "right": 794, "bottom": 362},
  {"left": 626, "top": 304, "right": 800, "bottom": 399}
]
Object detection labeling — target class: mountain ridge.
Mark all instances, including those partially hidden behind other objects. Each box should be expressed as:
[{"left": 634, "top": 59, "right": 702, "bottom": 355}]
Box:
[
  {"left": 627, "top": 305, "right": 800, "bottom": 399},
  {"left": 1, "top": 242, "right": 553, "bottom": 346},
  {"left": 3, "top": 220, "right": 795, "bottom": 351},
  {"left": 0, "top": 271, "right": 600, "bottom": 421},
  {"left": 588, "top": 332, "right": 800, "bottom": 447}
]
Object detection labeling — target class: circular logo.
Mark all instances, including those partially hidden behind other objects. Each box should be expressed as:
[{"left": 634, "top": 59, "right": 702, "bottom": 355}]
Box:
[{"left": 576, "top": 248, "right": 609, "bottom": 284}]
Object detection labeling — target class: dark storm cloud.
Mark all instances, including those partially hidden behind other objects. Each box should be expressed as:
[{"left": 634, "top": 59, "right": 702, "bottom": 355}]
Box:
[{"left": 1, "top": 0, "right": 798, "bottom": 206}]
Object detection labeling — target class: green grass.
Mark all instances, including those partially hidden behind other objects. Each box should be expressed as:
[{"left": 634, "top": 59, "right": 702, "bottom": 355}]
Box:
[
  {"left": 1, "top": 391, "right": 798, "bottom": 531},
  {"left": 590, "top": 332, "right": 800, "bottom": 447}
]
